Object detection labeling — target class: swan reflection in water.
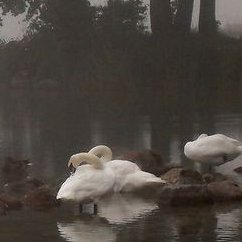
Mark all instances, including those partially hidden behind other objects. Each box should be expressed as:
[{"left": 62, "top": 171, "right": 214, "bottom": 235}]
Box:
[
  {"left": 57, "top": 217, "right": 116, "bottom": 242},
  {"left": 97, "top": 193, "right": 159, "bottom": 224},
  {"left": 57, "top": 193, "right": 159, "bottom": 242}
]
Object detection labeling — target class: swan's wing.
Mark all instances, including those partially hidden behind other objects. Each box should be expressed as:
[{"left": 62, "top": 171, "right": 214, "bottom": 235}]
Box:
[
  {"left": 107, "top": 160, "right": 140, "bottom": 175},
  {"left": 57, "top": 167, "right": 114, "bottom": 201},
  {"left": 121, "top": 171, "right": 166, "bottom": 192}
]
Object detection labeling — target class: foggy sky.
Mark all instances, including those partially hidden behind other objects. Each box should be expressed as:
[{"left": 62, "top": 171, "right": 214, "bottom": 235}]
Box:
[{"left": 1, "top": 0, "right": 242, "bottom": 40}]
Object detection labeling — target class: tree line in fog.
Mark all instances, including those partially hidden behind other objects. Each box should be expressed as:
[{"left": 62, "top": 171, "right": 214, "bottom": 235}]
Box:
[
  {"left": 151, "top": 0, "right": 217, "bottom": 36},
  {"left": 0, "top": 0, "right": 241, "bottom": 108}
]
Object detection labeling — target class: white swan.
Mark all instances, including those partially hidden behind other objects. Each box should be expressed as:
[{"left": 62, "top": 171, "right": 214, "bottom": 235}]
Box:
[
  {"left": 56, "top": 153, "right": 115, "bottom": 207},
  {"left": 184, "top": 134, "right": 242, "bottom": 166},
  {"left": 86, "top": 145, "right": 166, "bottom": 192}
]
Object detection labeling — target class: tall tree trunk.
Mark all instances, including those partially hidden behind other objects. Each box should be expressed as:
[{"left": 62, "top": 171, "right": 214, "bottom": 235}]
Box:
[
  {"left": 174, "top": 0, "right": 194, "bottom": 35},
  {"left": 150, "top": 0, "right": 172, "bottom": 38},
  {"left": 199, "top": 0, "right": 216, "bottom": 34}
]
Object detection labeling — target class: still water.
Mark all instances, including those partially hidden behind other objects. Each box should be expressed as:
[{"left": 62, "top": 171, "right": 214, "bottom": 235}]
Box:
[{"left": 1, "top": 89, "right": 242, "bottom": 242}]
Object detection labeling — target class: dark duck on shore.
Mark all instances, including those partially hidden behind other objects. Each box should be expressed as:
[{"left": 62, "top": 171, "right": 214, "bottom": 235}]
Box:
[{"left": 0, "top": 157, "right": 60, "bottom": 211}]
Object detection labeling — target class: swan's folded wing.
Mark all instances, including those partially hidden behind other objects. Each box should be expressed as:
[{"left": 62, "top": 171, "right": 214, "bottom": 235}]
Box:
[
  {"left": 57, "top": 166, "right": 115, "bottom": 201},
  {"left": 121, "top": 171, "right": 166, "bottom": 192}
]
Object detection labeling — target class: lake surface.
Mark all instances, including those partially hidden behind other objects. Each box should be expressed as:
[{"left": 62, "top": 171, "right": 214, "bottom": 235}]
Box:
[{"left": 1, "top": 89, "right": 242, "bottom": 242}]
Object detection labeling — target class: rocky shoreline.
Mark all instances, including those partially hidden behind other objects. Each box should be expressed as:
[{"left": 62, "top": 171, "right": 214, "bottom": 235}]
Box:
[
  {"left": 1, "top": 153, "right": 242, "bottom": 215},
  {"left": 159, "top": 167, "right": 242, "bottom": 206}
]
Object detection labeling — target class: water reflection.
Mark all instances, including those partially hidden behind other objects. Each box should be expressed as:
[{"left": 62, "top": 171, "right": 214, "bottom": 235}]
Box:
[
  {"left": 216, "top": 206, "right": 241, "bottom": 242},
  {"left": 57, "top": 194, "right": 158, "bottom": 242},
  {"left": 165, "top": 206, "right": 217, "bottom": 242},
  {"left": 2, "top": 91, "right": 242, "bottom": 180},
  {"left": 57, "top": 196, "right": 242, "bottom": 242},
  {"left": 98, "top": 193, "right": 159, "bottom": 225},
  {"left": 58, "top": 218, "right": 116, "bottom": 242},
  {"left": 2, "top": 90, "right": 242, "bottom": 241}
]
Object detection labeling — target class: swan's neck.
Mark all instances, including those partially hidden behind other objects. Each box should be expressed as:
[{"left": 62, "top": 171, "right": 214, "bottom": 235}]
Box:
[
  {"left": 88, "top": 145, "right": 113, "bottom": 162},
  {"left": 197, "top": 134, "right": 208, "bottom": 140},
  {"left": 68, "top": 153, "right": 103, "bottom": 169}
]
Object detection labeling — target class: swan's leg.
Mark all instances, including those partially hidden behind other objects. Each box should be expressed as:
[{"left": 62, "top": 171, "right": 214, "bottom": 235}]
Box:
[
  {"left": 208, "top": 164, "right": 215, "bottom": 173},
  {"left": 199, "top": 162, "right": 213, "bottom": 174},
  {"left": 78, "top": 202, "right": 97, "bottom": 214},
  {"left": 208, "top": 164, "right": 212, "bottom": 173},
  {"left": 79, "top": 203, "right": 83, "bottom": 213},
  {"left": 94, "top": 203, "right": 98, "bottom": 215}
]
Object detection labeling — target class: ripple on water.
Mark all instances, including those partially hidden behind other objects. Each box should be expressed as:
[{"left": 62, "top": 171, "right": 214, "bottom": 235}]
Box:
[{"left": 216, "top": 208, "right": 241, "bottom": 242}]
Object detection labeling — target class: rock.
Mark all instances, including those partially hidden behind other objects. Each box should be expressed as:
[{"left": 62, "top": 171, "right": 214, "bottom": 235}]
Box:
[
  {"left": 3, "top": 177, "right": 44, "bottom": 197},
  {"left": 233, "top": 166, "right": 242, "bottom": 174},
  {"left": 158, "top": 169, "right": 242, "bottom": 206},
  {"left": 0, "top": 201, "right": 8, "bottom": 215},
  {"left": 158, "top": 184, "right": 213, "bottom": 206},
  {"left": 161, "top": 168, "right": 204, "bottom": 185},
  {"left": 160, "top": 206, "right": 216, "bottom": 239},
  {"left": 24, "top": 186, "right": 61, "bottom": 210},
  {"left": 207, "top": 180, "right": 242, "bottom": 201},
  {"left": 202, "top": 173, "right": 227, "bottom": 184},
  {"left": 1, "top": 157, "right": 60, "bottom": 212},
  {"left": 118, "top": 150, "right": 171, "bottom": 176},
  {"left": 0, "top": 194, "right": 22, "bottom": 210}
]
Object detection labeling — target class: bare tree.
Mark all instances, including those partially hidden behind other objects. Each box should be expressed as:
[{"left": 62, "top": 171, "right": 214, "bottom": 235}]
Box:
[
  {"left": 174, "top": 0, "right": 194, "bottom": 35},
  {"left": 150, "top": 0, "right": 172, "bottom": 37},
  {"left": 199, "top": 0, "right": 216, "bottom": 34}
]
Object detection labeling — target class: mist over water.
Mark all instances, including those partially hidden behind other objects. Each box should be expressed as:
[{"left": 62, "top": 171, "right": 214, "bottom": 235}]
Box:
[
  {"left": 1, "top": 0, "right": 242, "bottom": 241},
  {"left": 0, "top": 88, "right": 241, "bottom": 181}
]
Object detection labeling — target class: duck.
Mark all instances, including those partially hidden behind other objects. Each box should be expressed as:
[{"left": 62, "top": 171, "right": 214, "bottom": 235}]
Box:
[
  {"left": 2, "top": 157, "right": 31, "bottom": 183},
  {"left": 184, "top": 134, "right": 242, "bottom": 166},
  {"left": 1, "top": 157, "right": 58, "bottom": 211},
  {"left": 57, "top": 153, "right": 115, "bottom": 213},
  {"left": 86, "top": 145, "right": 166, "bottom": 192}
]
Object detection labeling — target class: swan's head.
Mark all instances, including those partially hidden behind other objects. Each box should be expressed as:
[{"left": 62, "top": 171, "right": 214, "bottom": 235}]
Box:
[
  {"left": 68, "top": 153, "right": 103, "bottom": 170},
  {"left": 88, "top": 145, "right": 113, "bottom": 162},
  {"left": 184, "top": 141, "right": 193, "bottom": 157}
]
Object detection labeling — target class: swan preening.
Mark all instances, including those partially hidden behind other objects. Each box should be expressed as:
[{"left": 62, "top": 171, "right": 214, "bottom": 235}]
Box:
[
  {"left": 88, "top": 145, "right": 166, "bottom": 192},
  {"left": 184, "top": 134, "right": 242, "bottom": 166},
  {"left": 56, "top": 153, "right": 115, "bottom": 204},
  {"left": 57, "top": 146, "right": 166, "bottom": 207}
]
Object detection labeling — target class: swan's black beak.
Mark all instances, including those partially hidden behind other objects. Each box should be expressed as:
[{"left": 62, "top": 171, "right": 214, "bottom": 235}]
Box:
[
  {"left": 68, "top": 164, "right": 76, "bottom": 174},
  {"left": 69, "top": 161, "right": 88, "bottom": 174}
]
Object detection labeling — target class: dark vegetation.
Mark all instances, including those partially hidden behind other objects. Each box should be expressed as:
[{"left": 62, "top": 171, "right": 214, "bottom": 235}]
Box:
[{"left": 0, "top": 0, "right": 242, "bottom": 112}]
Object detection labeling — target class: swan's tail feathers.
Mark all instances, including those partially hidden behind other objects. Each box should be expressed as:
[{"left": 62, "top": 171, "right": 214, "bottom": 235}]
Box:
[
  {"left": 227, "top": 137, "right": 242, "bottom": 146},
  {"left": 238, "top": 146, "right": 242, "bottom": 153},
  {"left": 145, "top": 178, "right": 166, "bottom": 186}
]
